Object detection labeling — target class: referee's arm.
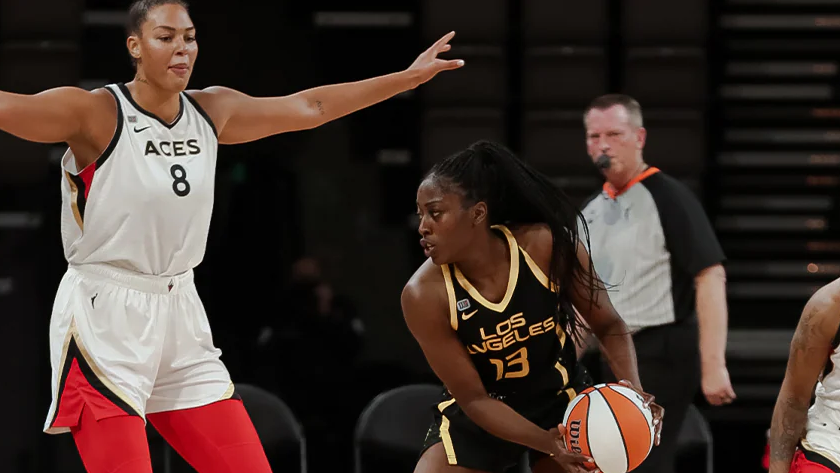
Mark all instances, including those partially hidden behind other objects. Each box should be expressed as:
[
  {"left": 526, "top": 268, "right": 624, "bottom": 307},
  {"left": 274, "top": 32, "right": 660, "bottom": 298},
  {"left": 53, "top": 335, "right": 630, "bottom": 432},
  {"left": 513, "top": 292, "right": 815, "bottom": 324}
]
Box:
[
  {"left": 658, "top": 182, "right": 737, "bottom": 406},
  {"left": 695, "top": 264, "right": 735, "bottom": 405}
]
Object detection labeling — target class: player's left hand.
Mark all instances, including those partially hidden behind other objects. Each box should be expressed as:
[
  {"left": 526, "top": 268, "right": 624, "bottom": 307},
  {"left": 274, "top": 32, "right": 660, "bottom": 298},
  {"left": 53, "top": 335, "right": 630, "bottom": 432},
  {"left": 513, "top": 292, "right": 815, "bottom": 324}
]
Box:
[
  {"left": 618, "top": 380, "right": 664, "bottom": 446},
  {"left": 548, "top": 425, "right": 595, "bottom": 473},
  {"left": 406, "top": 31, "right": 465, "bottom": 87}
]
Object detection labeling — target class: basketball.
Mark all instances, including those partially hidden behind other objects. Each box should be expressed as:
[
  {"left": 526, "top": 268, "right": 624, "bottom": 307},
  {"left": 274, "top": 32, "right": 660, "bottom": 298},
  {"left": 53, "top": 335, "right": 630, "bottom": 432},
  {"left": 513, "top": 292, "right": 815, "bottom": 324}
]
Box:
[{"left": 562, "top": 383, "right": 655, "bottom": 473}]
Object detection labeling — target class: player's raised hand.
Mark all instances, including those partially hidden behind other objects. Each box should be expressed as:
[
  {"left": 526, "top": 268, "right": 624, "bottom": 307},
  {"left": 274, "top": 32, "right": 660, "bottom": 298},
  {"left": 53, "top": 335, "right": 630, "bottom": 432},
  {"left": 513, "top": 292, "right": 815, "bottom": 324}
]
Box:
[{"left": 406, "top": 31, "right": 464, "bottom": 87}]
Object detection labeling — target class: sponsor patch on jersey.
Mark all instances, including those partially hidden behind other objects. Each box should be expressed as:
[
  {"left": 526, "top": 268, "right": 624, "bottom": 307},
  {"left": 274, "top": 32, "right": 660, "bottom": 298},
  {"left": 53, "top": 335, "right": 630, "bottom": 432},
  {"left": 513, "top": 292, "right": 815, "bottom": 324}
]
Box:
[{"left": 457, "top": 298, "right": 471, "bottom": 311}]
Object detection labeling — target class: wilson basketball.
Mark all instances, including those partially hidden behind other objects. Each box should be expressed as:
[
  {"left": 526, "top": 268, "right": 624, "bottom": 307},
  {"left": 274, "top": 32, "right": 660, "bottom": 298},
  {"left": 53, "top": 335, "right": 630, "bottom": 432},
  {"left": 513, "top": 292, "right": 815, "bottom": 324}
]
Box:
[{"left": 562, "top": 383, "right": 655, "bottom": 473}]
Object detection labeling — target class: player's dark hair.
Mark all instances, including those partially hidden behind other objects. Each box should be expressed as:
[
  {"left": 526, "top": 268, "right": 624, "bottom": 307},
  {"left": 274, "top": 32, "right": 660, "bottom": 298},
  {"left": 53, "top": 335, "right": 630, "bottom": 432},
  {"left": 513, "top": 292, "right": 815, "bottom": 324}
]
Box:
[
  {"left": 126, "top": 0, "right": 190, "bottom": 67},
  {"left": 425, "top": 140, "right": 601, "bottom": 343}
]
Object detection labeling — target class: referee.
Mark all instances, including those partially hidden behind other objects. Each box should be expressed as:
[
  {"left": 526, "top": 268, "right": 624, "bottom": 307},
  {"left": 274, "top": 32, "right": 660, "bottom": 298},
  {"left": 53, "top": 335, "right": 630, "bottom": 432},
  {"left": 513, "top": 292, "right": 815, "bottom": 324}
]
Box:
[{"left": 578, "top": 94, "right": 736, "bottom": 473}]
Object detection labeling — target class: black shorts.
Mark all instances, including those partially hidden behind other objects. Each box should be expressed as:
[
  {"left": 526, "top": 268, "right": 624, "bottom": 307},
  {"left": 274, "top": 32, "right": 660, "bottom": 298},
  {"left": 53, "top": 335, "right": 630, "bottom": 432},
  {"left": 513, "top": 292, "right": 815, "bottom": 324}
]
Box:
[{"left": 420, "top": 373, "right": 593, "bottom": 473}]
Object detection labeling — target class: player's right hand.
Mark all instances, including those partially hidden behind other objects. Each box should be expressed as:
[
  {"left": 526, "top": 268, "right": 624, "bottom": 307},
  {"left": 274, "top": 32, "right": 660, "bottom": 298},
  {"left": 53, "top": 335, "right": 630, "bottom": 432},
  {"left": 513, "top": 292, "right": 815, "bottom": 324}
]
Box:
[{"left": 548, "top": 424, "right": 598, "bottom": 473}]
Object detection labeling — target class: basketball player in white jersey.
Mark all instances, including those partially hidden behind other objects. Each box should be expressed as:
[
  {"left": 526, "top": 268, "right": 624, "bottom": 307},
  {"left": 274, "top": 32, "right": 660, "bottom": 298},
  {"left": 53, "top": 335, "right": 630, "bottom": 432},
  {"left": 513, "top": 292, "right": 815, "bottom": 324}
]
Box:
[
  {"left": 769, "top": 277, "right": 840, "bottom": 473},
  {"left": 0, "top": 1, "right": 463, "bottom": 471}
]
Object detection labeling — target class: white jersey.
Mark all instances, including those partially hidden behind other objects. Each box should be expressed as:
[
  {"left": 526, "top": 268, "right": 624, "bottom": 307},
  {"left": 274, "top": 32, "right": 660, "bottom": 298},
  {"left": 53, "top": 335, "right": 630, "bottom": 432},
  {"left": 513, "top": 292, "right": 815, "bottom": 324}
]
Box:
[
  {"left": 60, "top": 83, "right": 218, "bottom": 276},
  {"left": 802, "top": 330, "right": 840, "bottom": 467}
]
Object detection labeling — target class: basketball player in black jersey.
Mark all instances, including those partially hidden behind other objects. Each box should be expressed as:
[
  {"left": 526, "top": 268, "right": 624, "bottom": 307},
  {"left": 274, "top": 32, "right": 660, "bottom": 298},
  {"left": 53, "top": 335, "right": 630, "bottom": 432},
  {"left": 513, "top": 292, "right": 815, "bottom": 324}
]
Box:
[{"left": 402, "top": 141, "right": 665, "bottom": 473}]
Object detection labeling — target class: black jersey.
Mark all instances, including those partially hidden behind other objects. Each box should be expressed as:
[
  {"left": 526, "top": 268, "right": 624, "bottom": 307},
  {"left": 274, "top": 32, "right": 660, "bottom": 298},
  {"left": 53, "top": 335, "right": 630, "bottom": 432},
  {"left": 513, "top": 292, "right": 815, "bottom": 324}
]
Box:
[{"left": 440, "top": 225, "right": 585, "bottom": 405}]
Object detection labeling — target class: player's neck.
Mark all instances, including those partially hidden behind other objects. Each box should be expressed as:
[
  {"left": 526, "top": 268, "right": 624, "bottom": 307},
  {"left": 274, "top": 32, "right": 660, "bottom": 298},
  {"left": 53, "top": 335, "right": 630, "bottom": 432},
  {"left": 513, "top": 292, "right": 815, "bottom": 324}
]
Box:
[
  {"left": 455, "top": 230, "right": 510, "bottom": 285},
  {"left": 125, "top": 77, "right": 182, "bottom": 124}
]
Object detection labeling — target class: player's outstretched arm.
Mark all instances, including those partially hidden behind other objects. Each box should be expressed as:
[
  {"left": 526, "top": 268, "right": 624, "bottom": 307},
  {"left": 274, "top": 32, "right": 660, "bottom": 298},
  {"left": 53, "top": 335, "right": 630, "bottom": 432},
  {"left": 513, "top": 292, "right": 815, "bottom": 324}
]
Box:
[
  {"left": 401, "top": 273, "right": 590, "bottom": 467},
  {"left": 768, "top": 282, "right": 840, "bottom": 473},
  {"left": 0, "top": 87, "right": 97, "bottom": 144},
  {"left": 190, "top": 32, "right": 464, "bottom": 145}
]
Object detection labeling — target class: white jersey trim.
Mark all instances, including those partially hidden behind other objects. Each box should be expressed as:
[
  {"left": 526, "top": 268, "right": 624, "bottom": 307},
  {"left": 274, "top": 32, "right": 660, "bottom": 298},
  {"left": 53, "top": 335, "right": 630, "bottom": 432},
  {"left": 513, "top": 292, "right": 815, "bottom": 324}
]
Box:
[{"left": 182, "top": 92, "right": 219, "bottom": 137}]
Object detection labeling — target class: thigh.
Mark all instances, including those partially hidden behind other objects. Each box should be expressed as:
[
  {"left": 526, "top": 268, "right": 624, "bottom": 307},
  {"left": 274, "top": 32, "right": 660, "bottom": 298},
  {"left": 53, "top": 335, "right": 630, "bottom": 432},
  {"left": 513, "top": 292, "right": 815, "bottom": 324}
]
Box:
[
  {"left": 148, "top": 285, "right": 234, "bottom": 413},
  {"left": 45, "top": 270, "right": 160, "bottom": 433},
  {"left": 147, "top": 399, "right": 272, "bottom": 473},
  {"left": 416, "top": 443, "right": 488, "bottom": 473},
  {"left": 71, "top": 405, "right": 153, "bottom": 473},
  {"left": 422, "top": 401, "right": 528, "bottom": 473}
]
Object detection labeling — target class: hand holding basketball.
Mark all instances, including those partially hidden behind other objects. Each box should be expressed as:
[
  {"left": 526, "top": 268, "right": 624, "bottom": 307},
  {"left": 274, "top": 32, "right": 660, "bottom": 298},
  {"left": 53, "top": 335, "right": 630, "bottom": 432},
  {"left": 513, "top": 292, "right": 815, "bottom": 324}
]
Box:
[
  {"left": 618, "top": 380, "right": 664, "bottom": 446},
  {"left": 562, "top": 383, "right": 659, "bottom": 473},
  {"left": 406, "top": 31, "right": 465, "bottom": 87},
  {"left": 548, "top": 424, "right": 597, "bottom": 472}
]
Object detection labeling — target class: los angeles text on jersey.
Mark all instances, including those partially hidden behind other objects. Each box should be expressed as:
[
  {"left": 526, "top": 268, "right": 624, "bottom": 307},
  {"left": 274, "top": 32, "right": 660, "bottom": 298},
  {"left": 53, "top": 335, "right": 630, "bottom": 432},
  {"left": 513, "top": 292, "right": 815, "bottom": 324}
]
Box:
[
  {"left": 467, "top": 313, "right": 555, "bottom": 354},
  {"left": 145, "top": 139, "right": 201, "bottom": 157}
]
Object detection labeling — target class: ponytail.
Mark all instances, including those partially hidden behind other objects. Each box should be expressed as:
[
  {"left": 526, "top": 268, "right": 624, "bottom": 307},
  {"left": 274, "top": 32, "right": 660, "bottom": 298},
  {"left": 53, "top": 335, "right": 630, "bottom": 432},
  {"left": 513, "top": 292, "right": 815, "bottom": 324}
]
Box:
[{"left": 426, "top": 140, "right": 598, "bottom": 344}]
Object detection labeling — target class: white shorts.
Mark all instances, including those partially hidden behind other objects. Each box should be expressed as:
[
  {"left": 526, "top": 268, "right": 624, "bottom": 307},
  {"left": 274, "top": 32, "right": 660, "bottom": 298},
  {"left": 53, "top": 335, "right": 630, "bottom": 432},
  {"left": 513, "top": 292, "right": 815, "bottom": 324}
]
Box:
[
  {"left": 800, "top": 403, "right": 840, "bottom": 470},
  {"left": 44, "top": 263, "right": 236, "bottom": 435}
]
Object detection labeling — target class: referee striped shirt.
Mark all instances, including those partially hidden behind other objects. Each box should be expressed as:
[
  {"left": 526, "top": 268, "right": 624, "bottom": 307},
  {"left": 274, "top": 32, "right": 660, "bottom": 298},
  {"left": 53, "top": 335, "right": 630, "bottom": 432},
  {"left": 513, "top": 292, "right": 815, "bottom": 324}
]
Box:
[{"left": 578, "top": 167, "right": 725, "bottom": 331}]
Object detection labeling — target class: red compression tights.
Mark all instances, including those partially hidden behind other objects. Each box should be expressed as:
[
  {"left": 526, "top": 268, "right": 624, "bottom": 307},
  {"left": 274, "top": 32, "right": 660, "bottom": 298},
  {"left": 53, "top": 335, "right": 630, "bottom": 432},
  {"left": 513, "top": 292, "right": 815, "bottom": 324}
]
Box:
[{"left": 71, "top": 399, "right": 272, "bottom": 473}]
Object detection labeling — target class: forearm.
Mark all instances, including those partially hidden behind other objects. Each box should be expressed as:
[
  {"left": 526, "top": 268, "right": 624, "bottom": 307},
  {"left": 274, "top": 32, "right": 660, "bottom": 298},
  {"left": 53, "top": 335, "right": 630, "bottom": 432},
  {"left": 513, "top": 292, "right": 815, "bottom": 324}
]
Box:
[
  {"left": 291, "top": 69, "right": 420, "bottom": 127},
  {"left": 695, "top": 269, "right": 728, "bottom": 369},
  {"left": 461, "top": 397, "right": 556, "bottom": 454},
  {"left": 768, "top": 392, "right": 810, "bottom": 473},
  {"left": 597, "top": 319, "right": 642, "bottom": 389}
]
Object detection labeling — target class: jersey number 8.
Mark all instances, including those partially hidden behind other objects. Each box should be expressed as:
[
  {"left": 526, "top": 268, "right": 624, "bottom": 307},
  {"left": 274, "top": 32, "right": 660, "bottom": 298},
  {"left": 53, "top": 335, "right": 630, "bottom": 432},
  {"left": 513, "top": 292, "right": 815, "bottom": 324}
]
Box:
[{"left": 170, "top": 164, "right": 191, "bottom": 197}]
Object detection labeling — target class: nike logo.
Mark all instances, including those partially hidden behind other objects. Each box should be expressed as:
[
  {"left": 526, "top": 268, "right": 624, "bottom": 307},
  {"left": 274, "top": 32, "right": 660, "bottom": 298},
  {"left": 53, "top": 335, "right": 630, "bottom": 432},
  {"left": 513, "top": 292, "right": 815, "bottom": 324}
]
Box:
[
  {"left": 91, "top": 293, "right": 98, "bottom": 308},
  {"left": 134, "top": 125, "right": 151, "bottom": 133},
  {"left": 462, "top": 309, "right": 478, "bottom": 321}
]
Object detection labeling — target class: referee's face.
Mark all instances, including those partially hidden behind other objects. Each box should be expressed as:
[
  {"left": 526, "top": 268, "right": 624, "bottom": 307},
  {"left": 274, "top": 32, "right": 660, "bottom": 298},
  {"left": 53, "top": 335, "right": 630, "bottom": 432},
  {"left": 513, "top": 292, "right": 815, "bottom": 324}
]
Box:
[{"left": 584, "top": 105, "right": 645, "bottom": 183}]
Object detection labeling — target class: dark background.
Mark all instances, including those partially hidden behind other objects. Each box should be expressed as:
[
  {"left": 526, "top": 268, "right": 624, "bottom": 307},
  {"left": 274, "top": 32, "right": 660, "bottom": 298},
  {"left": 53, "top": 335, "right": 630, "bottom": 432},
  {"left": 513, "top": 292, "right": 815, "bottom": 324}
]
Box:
[{"left": 1, "top": 0, "right": 839, "bottom": 471}]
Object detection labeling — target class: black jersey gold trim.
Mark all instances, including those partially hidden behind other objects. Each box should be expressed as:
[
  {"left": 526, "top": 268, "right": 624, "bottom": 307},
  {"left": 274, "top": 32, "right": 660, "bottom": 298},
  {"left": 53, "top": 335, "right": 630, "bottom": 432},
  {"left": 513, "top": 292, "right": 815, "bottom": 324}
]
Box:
[
  {"left": 441, "top": 225, "right": 583, "bottom": 401},
  {"left": 437, "top": 398, "right": 458, "bottom": 464},
  {"left": 441, "top": 265, "right": 460, "bottom": 331},
  {"left": 452, "top": 225, "right": 519, "bottom": 312},
  {"left": 520, "top": 247, "right": 558, "bottom": 292}
]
